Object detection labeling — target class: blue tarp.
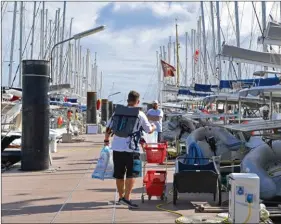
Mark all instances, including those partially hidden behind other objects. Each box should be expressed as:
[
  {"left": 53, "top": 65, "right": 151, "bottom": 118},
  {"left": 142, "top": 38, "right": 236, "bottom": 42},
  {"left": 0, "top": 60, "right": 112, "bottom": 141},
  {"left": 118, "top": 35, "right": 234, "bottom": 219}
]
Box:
[
  {"left": 178, "top": 89, "right": 212, "bottom": 97},
  {"left": 186, "top": 142, "right": 207, "bottom": 165},
  {"left": 67, "top": 98, "right": 78, "bottom": 103},
  {"left": 219, "top": 77, "right": 280, "bottom": 89},
  {"left": 194, "top": 83, "right": 218, "bottom": 92}
]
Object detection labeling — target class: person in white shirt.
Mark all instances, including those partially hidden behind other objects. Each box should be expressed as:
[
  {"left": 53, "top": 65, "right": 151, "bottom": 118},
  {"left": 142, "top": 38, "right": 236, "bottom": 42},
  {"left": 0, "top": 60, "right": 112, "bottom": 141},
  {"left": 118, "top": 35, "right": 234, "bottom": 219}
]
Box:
[
  {"left": 104, "top": 90, "right": 156, "bottom": 209},
  {"left": 146, "top": 100, "right": 164, "bottom": 142}
]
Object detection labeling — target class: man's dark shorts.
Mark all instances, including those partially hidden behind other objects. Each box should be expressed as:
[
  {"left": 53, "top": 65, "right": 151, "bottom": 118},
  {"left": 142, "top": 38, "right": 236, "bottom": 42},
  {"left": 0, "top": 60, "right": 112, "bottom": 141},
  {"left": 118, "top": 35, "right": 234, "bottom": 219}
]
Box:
[{"left": 113, "top": 151, "right": 135, "bottom": 179}]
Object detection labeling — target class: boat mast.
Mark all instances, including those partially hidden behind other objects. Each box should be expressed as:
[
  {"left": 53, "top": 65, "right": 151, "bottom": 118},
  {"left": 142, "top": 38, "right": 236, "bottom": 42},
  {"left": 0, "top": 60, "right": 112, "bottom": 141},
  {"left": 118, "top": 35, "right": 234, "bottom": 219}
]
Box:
[
  {"left": 159, "top": 46, "right": 163, "bottom": 103},
  {"left": 44, "top": 8, "right": 48, "bottom": 58},
  {"left": 168, "top": 36, "right": 171, "bottom": 64},
  {"left": 197, "top": 17, "right": 201, "bottom": 83},
  {"left": 56, "top": 8, "right": 61, "bottom": 85},
  {"left": 216, "top": 1, "right": 222, "bottom": 82},
  {"left": 86, "top": 49, "right": 90, "bottom": 93},
  {"left": 59, "top": 1, "right": 66, "bottom": 84},
  {"left": 210, "top": 2, "right": 216, "bottom": 84},
  {"left": 157, "top": 51, "right": 161, "bottom": 102},
  {"left": 185, "top": 32, "right": 188, "bottom": 86},
  {"left": 66, "top": 17, "right": 73, "bottom": 84},
  {"left": 8, "top": 2, "right": 17, "bottom": 87},
  {"left": 201, "top": 2, "right": 208, "bottom": 84},
  {"left": 30, "top": 1, "right": 36, "bottom": 59},
  {"left": 191, "top": 29, "right": 195, "bottom": 85},
  {"left": 262, "top": 1, "right": 268, "bottom": 75},
  {"left": 53, "top": 9, "right": 58, "bottom": 84},
  {"left": 163, "top": 45, "right": 166, "bottom": 61},
  {"left": 234, "top": 2, "right": 242, "bottom": 79},
  {"left": 41, "top": 2, "right": 45, "bottom": 59},
  {"left": 175, "top": 19, "right": 180, "bottom": 87},
  {"left": 47, "top": 19, "right": 52, "bottom": 59},
  {"left": 18, "top": 1, "right": 23, "bottom": 88},
  {"left": 94, "top": 52, "right": 98, "bottom": 92},
  {"left": 74, "top": 40, "right": 77, "bottom": 93},
  {"left": 99, "top": 71, "right": 103, "bottom": 98},
  {"left": 81, "top": 55, "right": 84, "bottom": 97},
  {"left": 78, "top": 44, "right": 82, "bottom": 95}
]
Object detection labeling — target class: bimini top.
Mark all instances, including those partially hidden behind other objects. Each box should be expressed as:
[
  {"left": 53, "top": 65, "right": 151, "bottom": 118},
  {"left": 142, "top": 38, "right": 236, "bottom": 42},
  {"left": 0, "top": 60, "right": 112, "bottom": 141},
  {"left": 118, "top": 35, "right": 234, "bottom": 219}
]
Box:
[
  {"left": 238, "top": 85, "right": 281, "bottom": 98},
  {"left": 202, "top": 93, "right": 263, "bottom": 105}
]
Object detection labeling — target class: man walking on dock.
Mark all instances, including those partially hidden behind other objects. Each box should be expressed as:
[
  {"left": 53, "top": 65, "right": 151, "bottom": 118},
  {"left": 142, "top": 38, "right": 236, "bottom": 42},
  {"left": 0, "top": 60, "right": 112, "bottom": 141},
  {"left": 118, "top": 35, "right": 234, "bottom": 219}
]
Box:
[
  {"left": 147, "top": 100, "right": 164, "bottom": 143},
  {"left": 104, "top": 91, "right": 156, "bottom": 209}
]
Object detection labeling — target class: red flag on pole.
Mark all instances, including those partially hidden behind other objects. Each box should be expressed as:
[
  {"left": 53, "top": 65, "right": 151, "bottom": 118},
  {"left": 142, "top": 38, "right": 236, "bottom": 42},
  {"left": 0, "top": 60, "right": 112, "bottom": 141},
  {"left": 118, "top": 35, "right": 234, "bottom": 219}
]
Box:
[
  {"left": 194, "top": 49, "right": 199, "bottom": 64},
  {"left": 161, "top": 60, "right": 176, "bottom": 77}
]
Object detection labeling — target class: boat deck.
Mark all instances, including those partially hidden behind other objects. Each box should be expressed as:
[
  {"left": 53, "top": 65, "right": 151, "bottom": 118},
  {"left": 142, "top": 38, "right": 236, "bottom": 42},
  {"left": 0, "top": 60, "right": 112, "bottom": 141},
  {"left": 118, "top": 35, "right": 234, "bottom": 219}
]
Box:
[{"left": 2, "top": 134, "right": 227, "bottom": 223}]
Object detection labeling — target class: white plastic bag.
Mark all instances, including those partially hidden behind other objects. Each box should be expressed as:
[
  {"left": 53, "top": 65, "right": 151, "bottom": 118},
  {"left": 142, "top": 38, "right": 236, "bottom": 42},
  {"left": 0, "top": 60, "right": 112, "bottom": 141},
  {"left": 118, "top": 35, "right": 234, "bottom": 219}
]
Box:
[
  {"left": 143, "top": 131, "right": 158, "bottom": 143},
  {"left": 104, "top": 149, "right": 114, "bottom": 179},
  {"left": 92, "top": 146, "right": 110, "bottom": 180}
]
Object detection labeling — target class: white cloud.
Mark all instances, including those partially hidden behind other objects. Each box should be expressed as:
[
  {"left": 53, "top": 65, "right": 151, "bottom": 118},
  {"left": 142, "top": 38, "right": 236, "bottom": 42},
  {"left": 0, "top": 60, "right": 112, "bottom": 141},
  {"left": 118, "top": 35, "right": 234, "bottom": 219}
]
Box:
[
  {"left": 2, "top": 1, "right": 281, "bottom": 104},
  {"left": 112, "top": 2, "right": 198, "bottom": 20}
]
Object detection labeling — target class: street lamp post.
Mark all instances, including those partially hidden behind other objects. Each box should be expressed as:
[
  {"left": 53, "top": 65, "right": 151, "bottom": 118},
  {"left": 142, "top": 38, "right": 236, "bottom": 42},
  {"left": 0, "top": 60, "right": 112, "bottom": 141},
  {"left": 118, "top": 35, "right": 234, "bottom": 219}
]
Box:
[{"left": 50, "top": 25, "right": 106, "bottom": 84}]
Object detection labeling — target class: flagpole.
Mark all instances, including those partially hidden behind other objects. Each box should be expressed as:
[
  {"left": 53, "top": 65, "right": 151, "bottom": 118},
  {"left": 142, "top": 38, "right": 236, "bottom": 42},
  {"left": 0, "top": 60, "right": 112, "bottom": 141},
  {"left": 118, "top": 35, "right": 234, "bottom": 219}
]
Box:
[
  {"left": 175, "top": 19, "right": 180, "bottom": 87},
  {"left": 156, "top": 51, "right": 161, "bottom": 103}
]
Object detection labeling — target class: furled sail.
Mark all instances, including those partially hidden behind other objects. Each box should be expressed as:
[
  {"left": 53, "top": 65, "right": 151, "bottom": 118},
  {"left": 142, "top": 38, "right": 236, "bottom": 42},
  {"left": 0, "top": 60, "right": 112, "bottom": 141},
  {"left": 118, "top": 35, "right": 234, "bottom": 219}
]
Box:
[{"left": 220, "top": 44, "right": 281, "bottom": 68}]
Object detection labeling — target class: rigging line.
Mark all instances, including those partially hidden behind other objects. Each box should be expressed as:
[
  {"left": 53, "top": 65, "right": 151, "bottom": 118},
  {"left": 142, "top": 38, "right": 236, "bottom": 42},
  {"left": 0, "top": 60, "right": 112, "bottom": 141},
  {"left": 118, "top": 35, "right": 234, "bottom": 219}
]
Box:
[
  {"left": 268, "top": 2, "right": 275, "bottom": 20},
  {"left": 142, "top": 63, "right": 157, "bottom": 100},
  {"left": 44, "top": 9, "right": 67, "bottom": 59},
  {"left": 2, "top": 2, "right": 23, "bottom": 62},
  {"left": 231, "top": 61, "right": 239, "bottom": 80},
  {"left": 10, "top": 1, "right": 42, "bottom": 88},
  {"left": 226, "top": 2, "right": 236, "bottom": 37},
  {"left": 203, "top": 1, "right": 214, "bottom": 33},
  {"left": 206, "top": 49, "right": 215, "bottom": 83},
  {"left": 252, "top": 2, "right": 263, "bottom": 35},
  {"left": 44, "top": 20, "right": 70, "bottom": 60},
  {"left": 1, "top": 1, "right": 8, "bottom": 21},
  {"left": 214, "top": 2, "right": 226, "bottom": 42},
  {"left": 239, "top": 2, "right": 245, "bottom": 29}
]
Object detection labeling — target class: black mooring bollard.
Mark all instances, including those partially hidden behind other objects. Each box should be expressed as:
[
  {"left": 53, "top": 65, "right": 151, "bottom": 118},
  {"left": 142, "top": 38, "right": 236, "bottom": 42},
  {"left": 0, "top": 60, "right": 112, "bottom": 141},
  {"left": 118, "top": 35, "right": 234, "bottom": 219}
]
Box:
[
  {"left": 21, "top": 60, "right": 50, "bottom": 171},
  {"left": 86, "top": 92, "right": 97, "bottom": 124},
  {"left": 108, "top": 101, "right": 113, "bottom": 118},
  {"left": 101, "top": 99, "right": 109, "bottom": 123}
]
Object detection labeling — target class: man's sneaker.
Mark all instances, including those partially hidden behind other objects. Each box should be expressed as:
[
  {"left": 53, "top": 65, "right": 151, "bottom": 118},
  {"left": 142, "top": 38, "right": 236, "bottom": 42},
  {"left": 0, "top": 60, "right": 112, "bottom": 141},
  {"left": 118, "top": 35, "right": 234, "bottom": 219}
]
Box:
[
  {"left": 119, "top": 197, "right": 139, "bottom": 209},
  {"left": 115, "top": 198, "right": 122, "bottom": 205}
]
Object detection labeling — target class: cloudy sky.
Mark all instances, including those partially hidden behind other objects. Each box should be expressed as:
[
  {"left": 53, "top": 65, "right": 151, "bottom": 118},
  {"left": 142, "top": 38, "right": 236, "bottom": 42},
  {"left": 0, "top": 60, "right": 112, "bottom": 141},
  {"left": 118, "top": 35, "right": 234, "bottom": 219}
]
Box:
[{"left": 1, "top": 1, "right": 280, "bottom": 104}]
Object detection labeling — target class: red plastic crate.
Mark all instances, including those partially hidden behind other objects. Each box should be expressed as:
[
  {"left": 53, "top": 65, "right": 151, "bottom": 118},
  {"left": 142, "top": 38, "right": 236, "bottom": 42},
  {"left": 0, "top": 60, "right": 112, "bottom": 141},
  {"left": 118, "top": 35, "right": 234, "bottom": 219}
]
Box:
[
  {"left": 143, "top": 143, "right": 167, "bottom": 163},
  {"left": 143, "top": 170, "right": 167, "bottom": 196}
]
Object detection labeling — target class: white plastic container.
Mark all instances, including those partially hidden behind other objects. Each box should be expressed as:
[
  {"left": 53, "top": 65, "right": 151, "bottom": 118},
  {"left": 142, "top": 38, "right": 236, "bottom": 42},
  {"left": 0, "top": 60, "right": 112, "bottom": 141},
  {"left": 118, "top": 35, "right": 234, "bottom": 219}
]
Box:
[
  {"left": 49, "top": 135, "right": 57, "bottom": 153},
  {"left": 143, "top": 131, "right": 158, "bottom": 143}
]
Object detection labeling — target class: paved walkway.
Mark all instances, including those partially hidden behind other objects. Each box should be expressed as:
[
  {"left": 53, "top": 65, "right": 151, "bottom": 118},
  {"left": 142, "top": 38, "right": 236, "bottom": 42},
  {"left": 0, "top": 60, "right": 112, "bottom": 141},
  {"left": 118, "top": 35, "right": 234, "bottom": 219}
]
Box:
[{"left": 2, "top": 134, "right": 226, "bottom": 223}]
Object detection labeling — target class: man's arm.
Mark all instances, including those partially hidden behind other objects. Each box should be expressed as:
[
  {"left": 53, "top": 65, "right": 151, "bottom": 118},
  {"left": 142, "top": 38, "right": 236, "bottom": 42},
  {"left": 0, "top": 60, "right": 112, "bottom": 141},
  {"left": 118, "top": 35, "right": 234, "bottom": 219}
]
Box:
[
  {"left": 141, "top": 113, "right": 156, "bottom": 134},
  {"left": 147, "top": 116, "right": 161, "bottom": 121},
  {"left": 147, "top": 110, "right": 163, "bottom": 121},
  {"left": 147, "top": 115, "right": 160, "bottom": 121},
  {"left": 104, "top": 116, "right": 113, "bottom": 145}
]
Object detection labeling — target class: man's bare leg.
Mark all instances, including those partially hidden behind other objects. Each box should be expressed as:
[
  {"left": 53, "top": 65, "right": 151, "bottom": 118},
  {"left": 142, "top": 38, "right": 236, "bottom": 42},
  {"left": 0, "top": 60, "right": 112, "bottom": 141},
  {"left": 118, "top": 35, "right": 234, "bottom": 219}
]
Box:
[
  {"left": 124, "top": 178, "right": 135, "bottom": 200},
  {"left": 116, "top": 179, "right": 125, "bottom": 198}
]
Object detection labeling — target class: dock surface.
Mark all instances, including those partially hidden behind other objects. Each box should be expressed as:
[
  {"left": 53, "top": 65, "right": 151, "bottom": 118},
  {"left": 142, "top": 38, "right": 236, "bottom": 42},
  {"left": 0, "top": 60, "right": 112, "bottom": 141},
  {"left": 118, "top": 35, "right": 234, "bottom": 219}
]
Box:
[{"left": 2, "top": 134, "right": 226, "bottom": 223}]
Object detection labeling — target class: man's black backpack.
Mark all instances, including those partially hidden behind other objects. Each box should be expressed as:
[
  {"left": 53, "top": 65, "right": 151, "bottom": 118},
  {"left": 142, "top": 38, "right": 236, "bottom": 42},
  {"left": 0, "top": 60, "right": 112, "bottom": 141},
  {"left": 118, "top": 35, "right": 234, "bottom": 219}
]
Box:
[{"left": 109, "top": 105, "right": 140, "bottom": 138}]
